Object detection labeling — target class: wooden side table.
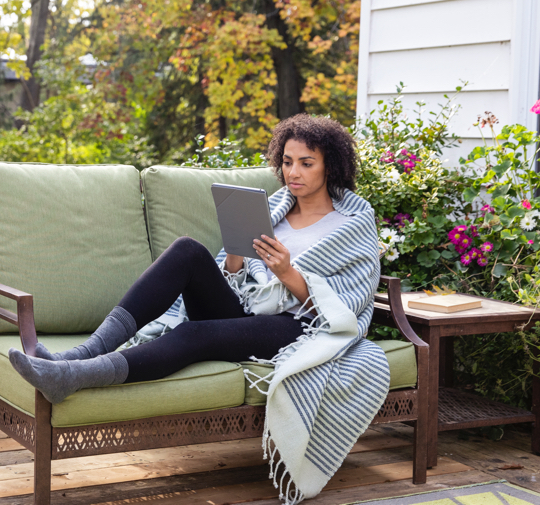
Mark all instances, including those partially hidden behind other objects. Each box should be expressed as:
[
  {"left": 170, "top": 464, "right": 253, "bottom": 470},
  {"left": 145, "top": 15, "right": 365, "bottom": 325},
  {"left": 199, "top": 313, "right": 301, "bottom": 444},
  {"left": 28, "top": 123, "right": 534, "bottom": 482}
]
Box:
[{"left": 373, "top": 292, "right": 540, "bottom": 468}]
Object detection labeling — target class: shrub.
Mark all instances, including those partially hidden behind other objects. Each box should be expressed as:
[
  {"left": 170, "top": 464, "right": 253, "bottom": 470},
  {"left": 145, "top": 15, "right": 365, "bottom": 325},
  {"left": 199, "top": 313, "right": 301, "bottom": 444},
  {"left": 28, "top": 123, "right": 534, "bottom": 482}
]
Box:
[{"left": 357, "top": 90, "right": 540, "bottom": 412}]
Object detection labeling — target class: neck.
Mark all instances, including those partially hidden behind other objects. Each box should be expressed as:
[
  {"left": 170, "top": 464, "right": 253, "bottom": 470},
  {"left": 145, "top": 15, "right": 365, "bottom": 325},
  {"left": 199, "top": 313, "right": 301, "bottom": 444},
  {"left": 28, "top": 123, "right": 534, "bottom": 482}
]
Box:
[{"left": 292, "top": 187, "right": 334, "bottom": 216}]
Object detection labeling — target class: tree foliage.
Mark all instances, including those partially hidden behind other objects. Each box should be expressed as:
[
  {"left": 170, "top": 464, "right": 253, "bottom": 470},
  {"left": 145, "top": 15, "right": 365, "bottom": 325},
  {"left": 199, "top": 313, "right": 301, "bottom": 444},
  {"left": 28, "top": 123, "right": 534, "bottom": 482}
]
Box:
[{"left": 0, "top": 0, "right": 362, "bottom": 164}]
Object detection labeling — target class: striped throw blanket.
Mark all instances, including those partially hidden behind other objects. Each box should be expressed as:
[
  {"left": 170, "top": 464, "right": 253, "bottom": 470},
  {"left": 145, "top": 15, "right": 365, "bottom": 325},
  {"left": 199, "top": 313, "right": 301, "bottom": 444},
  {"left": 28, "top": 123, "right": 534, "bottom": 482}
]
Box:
[{"left": 130, "top": 187, "right": 390, "bottom": 504}]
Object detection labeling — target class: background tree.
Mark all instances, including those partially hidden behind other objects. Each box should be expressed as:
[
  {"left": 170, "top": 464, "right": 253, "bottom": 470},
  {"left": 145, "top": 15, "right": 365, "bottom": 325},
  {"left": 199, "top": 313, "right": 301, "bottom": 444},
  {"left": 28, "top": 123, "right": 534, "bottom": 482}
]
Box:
[
  {"left": 20, "top": 0, "right": 50, "bottom": 111},
  {"left": 0, "top": 0, "right": 362, "bottom": 163}
]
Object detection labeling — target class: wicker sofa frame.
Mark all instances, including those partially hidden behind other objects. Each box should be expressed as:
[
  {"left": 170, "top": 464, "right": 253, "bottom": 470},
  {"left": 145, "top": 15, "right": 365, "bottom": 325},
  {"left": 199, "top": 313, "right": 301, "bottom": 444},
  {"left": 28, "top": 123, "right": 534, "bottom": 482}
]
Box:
[{"left": 0, "top": 275, "right": 428, "bottom": 505}]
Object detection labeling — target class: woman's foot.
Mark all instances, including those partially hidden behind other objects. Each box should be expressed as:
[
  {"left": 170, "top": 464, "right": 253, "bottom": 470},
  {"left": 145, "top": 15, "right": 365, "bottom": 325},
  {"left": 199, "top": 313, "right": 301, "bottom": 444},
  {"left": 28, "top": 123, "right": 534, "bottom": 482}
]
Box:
[
  {"left": 34, "top": 306, "right": 137, "bottom": 361},
  {"left": 8, "top": 349, "right": 129, "bottom": 404}
]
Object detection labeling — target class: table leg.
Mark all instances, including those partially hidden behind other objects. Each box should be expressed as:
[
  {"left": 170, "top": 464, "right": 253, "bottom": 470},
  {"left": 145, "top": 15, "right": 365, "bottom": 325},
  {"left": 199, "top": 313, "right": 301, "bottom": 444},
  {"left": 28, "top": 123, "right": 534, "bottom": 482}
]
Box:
[
  {"left": 439, "top": 336, "right": 454, "bottom": 388},
  {"left": 421, "top": 325, "right": 440, "bottom": 468}
]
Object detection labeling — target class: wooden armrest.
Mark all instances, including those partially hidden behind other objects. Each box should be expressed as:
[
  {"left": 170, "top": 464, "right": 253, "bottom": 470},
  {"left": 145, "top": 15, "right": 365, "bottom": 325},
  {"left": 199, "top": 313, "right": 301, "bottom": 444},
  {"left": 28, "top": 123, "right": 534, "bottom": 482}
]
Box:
[
  {"left": 377, "top": 276, "right": 427, "bottom": 349},
  {"left": 0, "top": 283, "right": 38, "bottom": 356},
  {"left": 378, "top": 276, "right": 429, "bottom": 395}
]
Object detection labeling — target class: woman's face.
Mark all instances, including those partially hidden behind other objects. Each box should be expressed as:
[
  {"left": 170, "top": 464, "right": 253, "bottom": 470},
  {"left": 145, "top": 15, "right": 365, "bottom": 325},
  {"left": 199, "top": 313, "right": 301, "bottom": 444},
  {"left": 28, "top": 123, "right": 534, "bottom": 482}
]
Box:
[{"left": 281, "top": 139, "right": 328, "bottom": 199}]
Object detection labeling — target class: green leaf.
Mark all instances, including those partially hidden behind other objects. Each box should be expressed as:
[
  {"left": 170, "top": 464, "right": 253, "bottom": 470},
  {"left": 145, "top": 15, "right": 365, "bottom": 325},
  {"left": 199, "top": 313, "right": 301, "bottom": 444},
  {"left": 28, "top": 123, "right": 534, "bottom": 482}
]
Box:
[
  {"left": 491, "top": 184, "right": 511, "bottom": 198},
  {"left": 492, "top": 264, "right": 508, "bottom": 278},
  {"left": 500, "top": 229, "right": 517, "bottom": 240},
  {"left": 480, "top": 170, "right": 496, "bottom": 184},
  {"left": 441, "top": 250, "right": 454, "bottom": 259},
  {"left": 400, "top": 279, "right": 414, "bottom": 292},
  {"left": 412, "top": 230, "right": 435, "bottom": 245},
  {"left": 463, "top": 186, "right": 480, "bottom": 203},
  {"left": 506, "top": 206, "right": 525, "bottom": 219},
  {"left": 454, "top": 261, "right": 468, "bottom": 273},
  {"left": 492, "top": 196, "right": 507, "bottom": 211},
  {"left": 427, "top": 215, "right": 447, "bottom": 228},
  {"left": 492, "top": 160, "right": 512, "bottom": 177},
  {"left": 417, "top": 249, "right": 440, "bottom": 267},
  {"left": 499, "top": 214, "right": 513, "bottom": 228}
]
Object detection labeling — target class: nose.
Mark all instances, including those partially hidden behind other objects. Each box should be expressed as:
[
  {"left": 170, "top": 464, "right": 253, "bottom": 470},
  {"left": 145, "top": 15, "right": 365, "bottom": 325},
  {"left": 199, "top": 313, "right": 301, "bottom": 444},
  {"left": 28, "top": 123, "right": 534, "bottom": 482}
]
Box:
[{"left": 289, "top": 161, "right": 300, "bottom": 177}]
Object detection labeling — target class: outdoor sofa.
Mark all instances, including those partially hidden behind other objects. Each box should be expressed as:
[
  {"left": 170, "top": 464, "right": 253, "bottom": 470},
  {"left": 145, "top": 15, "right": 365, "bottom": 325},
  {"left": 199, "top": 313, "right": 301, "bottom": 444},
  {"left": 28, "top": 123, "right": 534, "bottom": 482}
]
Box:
[{"left": 0, "top": 162, "right": 429, "bottom": 504}]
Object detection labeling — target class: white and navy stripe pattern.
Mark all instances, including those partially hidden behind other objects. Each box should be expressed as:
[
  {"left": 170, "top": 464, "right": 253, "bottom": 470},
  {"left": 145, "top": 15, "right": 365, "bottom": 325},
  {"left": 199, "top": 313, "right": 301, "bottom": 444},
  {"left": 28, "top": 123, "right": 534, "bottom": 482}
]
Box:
[{"left": 284, "top": 339, "right": 390, "bottom": 478}]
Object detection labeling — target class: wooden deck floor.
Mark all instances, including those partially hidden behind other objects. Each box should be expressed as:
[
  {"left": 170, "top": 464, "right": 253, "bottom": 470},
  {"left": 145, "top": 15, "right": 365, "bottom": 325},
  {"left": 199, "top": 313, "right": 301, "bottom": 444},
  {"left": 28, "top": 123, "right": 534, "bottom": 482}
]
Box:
[{"left": 0, "top": 423, "right": 538, "bottom": 505}]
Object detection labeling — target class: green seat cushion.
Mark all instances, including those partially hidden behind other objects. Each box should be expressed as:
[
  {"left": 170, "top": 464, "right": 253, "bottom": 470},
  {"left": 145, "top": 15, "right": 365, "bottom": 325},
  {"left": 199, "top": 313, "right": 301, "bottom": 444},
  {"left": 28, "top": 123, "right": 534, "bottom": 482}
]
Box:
[
  {"left": 0, "top": 335, "right": 245, "bottom": 427},
  {"left": 0, "top": 163, "right": 152, "bottom": 334},
  {"left": 241, "top": 339, "right": 418, "bottom": 406},
  {"left": 142, "top": 166, "right": 282, "bottom": 259}
]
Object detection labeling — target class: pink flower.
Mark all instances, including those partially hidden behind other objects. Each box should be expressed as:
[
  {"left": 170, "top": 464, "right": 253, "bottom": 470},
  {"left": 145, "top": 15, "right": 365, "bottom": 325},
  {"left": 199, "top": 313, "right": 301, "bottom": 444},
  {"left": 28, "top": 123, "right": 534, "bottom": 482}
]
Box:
[
  {"left": 470, "top": 225, "right": 479, "bottom": 237},
  {"left": 404, "top": 166, "right": 415, "bottom": 174},
  {"left": 528, "top": 239, "right": 534, "bottom": 245},
  {"left": 455, "top": 225, "right": 468, "bottom": 233},
  {"left": 461, "top": 252, "right": 472, "bottom": 266},
  {"left": 480, "top": 242, "right": 493, "bottom": 253},
  {"left": 470, "top": 247, "right": 481, "bottom": 259},
  {"left": 448, "top": 229, "right": 463, "bottom": 244},
  {"left": 394, "top": 213, "right": 411, "bottom": 228},
  {"left": 531, "top": 99, "right": 540, "bottom": 114},
  {"left": 401, "top": 149, "right": 409, "bottom": 155},
  {"left": 477, "top": 255, "right": 488, "bottom": 267},
  {"left": 522, "top": 199, "right": 532, "bottom": 210},
  {"left": 481, "top": 204, "right": 495, "bottom": 215},
  {"left": 459, "top": 235, "right": 472, "bottom": 249},
  {"left": 455, "top": 243, "right": 468, "bottom": 254},
  {"left": 381, "top": 151, "right": 394, "bottom": 163}
]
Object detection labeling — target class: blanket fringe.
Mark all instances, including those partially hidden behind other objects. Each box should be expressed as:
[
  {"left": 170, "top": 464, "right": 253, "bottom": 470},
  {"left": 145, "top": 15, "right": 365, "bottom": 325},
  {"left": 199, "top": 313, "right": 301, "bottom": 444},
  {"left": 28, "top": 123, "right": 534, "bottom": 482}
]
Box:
[
  {"left": 265, "top": 433, "right": 305, "bottom": 505},
  {"left": 243, "top": 368, "right": 276, "bottom": 394}
]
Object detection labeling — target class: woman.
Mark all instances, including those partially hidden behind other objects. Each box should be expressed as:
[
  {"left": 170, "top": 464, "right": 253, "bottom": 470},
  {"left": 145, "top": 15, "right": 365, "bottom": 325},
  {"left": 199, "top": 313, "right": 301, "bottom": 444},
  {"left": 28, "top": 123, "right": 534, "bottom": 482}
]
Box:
[{"left": 9, "top": 114, "right": 389, "bottom": 504}]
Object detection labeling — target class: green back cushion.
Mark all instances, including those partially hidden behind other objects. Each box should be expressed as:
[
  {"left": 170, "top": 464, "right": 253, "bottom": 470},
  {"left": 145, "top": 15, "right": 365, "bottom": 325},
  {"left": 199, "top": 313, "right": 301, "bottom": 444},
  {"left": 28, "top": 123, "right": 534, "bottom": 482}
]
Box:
[
  {"left": 0, "top": 335, "right": 245, "bottom": 427},
  {"left": 142, "top": 166, "right": 282, "bottom": 259},
  {"left": 0, "top": 163, "right": 152, "bottom": 334},
  {"left": 241, "top": 340, "right": 418, "bottom": 406}
]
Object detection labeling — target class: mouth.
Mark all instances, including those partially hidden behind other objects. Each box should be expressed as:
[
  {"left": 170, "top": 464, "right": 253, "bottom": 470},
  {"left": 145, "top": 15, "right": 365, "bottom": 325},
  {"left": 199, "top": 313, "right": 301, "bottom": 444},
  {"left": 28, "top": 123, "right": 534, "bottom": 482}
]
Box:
[{"left": 289, "top": 182, "right": 303, "bottom": 188}]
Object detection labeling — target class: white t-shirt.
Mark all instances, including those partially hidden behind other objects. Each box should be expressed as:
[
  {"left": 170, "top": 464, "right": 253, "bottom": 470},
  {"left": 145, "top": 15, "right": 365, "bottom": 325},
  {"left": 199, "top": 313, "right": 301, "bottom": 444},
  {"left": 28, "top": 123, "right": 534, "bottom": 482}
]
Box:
[{"left": 267, "top": 210, "right": 352, "bottom": 316}]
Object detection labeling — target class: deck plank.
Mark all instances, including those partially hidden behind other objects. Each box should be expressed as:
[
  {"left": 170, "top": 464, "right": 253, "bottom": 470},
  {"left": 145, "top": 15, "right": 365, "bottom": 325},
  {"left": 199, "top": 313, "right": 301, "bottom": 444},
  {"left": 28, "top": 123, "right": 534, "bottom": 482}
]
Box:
[
  {"left": 0, "top": 439, "right": 24, "bottom": 453},
  {"left": 90, "top": 457, "right": 470, "bottom": 505}
]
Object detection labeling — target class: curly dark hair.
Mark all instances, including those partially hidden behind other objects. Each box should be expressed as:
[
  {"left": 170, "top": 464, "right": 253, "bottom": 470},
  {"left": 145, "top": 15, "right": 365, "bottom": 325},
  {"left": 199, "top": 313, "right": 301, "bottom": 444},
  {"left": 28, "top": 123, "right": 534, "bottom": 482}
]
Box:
[{"left": 267, "top": 114, "right": 358, "bottom": 200}]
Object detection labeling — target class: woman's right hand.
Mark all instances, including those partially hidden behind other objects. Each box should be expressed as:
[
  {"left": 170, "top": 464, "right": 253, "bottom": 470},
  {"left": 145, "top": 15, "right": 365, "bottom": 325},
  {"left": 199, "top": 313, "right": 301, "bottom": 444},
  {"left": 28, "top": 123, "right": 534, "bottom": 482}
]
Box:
[{"left": 225, "top": 253, "right": 244, "bottom": 274}]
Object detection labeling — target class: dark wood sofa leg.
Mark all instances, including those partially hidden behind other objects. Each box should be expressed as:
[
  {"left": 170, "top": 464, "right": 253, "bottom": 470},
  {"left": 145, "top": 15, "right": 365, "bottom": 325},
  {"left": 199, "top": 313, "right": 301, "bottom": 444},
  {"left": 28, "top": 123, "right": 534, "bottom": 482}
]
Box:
[
  {"left": 34, "top": 392, "right": 52, "bottom": 505},
  {"left": 412, "top": 417, "right": 427, "bottom": 484}
]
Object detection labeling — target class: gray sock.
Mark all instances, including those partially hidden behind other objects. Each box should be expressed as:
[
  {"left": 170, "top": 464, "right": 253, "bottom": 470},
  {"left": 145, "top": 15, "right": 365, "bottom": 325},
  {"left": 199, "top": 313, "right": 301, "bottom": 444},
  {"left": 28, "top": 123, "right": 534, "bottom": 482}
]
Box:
[
  {"left": 35, "top": 306, "right": 137, "bottom": 361},
  {"left": 8, "top": 348, "right": 129, "bottom": 404}
]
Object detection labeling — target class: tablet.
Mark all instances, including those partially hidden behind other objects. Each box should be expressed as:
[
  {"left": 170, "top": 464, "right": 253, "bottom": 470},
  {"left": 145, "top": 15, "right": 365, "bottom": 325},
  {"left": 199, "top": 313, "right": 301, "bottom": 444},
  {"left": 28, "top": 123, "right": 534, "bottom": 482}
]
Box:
[{"left": 211, "top": 183, "right": 275, "bottom": 259}]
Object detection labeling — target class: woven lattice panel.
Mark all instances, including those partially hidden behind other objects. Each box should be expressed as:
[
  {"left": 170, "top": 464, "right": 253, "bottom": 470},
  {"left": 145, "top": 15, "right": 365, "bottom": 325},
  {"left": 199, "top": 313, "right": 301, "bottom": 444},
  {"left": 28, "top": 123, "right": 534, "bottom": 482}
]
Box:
[
  {"left": 53, "top": 405, "right": 266, "bottom": 459},
  {"left": 0, "top": 398, "right": 35, "bottom": 451},
  {"left": 438, "top": 388, "right": 535, "bottom": 430},
  {"left": 372, "top": 390, "right": 417, "bottom": 423}
]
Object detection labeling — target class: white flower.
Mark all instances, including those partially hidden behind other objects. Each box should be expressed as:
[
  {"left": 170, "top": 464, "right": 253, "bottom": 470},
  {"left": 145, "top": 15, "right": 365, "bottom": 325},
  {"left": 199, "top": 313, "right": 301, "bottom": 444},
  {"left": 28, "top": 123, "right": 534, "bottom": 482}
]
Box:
[
  {"left": 520, "top": 215, "right": 537, "bottom": 231},
  {"left": 398, "top": 235, "right": 406, "bottom": 243},
  {"left": 386, "top": 169, "right": 401, "bottom": 182},
  {"left": 527, "top": 210, "right": 540, "bottom": 219},
  {"left": 385, "top": 248, "right": 400, "bottom": 262},
  {"left": 380, "top": 228, "right": 399, "bottom": 243}
]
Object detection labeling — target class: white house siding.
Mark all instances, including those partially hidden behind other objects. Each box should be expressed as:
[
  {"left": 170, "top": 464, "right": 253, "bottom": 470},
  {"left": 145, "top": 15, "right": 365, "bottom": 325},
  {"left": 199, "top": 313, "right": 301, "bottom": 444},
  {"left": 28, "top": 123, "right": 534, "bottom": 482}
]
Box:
[{"left": 357, "top": 0, "right": 540, "bottom": 167}]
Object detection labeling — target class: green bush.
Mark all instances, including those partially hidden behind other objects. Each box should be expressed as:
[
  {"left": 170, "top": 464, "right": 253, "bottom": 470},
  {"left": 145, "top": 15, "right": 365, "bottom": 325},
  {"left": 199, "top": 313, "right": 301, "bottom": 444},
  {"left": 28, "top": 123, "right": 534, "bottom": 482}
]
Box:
[{"left": 357, "top": 90, "right": 540, "bottom": 412}]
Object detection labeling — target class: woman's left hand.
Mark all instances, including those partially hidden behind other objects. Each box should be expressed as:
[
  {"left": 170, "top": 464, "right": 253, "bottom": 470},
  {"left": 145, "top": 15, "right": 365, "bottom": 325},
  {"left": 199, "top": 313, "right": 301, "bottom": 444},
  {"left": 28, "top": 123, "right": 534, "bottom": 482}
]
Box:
[{"left": 253, "top": 235, "right": 292, "bottom": 280}]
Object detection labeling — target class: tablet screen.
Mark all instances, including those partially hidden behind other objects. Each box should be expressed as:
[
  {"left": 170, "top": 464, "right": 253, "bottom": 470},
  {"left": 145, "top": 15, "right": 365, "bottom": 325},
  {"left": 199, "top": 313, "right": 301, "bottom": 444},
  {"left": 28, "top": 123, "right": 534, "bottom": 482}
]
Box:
[{"left": 211, "top": 183, "right": 275, "bottom": 259}]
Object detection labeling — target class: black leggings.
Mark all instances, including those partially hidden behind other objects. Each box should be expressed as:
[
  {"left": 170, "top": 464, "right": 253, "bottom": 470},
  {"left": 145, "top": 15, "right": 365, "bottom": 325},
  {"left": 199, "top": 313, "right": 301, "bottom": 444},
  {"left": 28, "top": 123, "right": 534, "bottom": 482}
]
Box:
[{"left": 117, "top": 237, "right": 306, "bottom": 383}]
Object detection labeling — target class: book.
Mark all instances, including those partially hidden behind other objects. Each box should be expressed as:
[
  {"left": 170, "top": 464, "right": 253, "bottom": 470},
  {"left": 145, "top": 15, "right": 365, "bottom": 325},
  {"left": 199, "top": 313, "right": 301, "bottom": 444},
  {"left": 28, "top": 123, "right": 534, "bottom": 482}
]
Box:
[{"left": 408, "top": 294, "right": 482, "bottom": 313}]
